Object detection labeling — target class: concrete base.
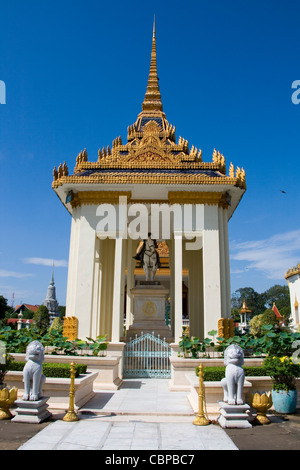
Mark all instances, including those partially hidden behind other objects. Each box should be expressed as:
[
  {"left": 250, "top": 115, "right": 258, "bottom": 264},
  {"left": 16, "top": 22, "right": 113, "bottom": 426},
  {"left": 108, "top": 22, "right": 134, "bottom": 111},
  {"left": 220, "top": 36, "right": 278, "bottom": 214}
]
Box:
[
  {"left": 127, "top": 284, "right": 173, "bottom": 341},
  {"left": 12, "top": 397, "right": 52, "bottom": 424},
  {"left": 217, "top": 401, "right": 252, "bottom": 429}
]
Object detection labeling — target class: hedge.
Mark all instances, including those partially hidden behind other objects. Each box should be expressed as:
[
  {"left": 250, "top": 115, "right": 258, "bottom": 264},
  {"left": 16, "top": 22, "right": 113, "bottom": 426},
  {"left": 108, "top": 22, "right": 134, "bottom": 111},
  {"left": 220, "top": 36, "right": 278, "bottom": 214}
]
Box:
[
  {"left": 8, "top": 362, "right": 87, "bottom": 378},
  {"left": 195, "top": 366, "right": 268, "bottom": 381}
]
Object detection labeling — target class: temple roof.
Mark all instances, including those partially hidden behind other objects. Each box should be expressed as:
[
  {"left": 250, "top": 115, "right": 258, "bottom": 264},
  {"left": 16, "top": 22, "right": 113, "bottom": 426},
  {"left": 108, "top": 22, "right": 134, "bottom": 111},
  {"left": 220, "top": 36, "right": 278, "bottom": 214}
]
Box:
[
  {"left": 285, "top": 263, "right": 300, "bottom": 280},
  {"left": 52, "top": 23, "right": 246, "bottom": 208}
]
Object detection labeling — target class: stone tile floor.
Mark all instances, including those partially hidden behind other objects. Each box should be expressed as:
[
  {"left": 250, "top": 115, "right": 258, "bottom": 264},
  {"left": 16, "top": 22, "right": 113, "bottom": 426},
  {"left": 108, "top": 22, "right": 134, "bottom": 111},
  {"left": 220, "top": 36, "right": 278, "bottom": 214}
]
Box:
[
  {"left": 1, "top": 378, "right": 300, "bottom": 451},
  {"left": 17, "top": 379, "right": 237, "bottom": 450},
  {"left": 18, "top": 418, "right": 237, "bottom": 450}
]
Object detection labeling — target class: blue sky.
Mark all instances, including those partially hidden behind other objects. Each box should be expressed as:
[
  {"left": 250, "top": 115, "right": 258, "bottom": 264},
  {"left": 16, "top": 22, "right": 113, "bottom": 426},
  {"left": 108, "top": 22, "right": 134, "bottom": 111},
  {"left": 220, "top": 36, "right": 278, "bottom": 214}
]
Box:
[{"left": 1, "top": 0, "right": 300, "bottom": 308}]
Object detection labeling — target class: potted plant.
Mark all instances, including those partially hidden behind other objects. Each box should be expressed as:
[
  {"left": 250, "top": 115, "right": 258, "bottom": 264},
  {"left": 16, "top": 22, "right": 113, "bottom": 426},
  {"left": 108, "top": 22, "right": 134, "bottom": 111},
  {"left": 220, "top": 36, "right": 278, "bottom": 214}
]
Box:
[{"left": 263, "top": 355, "right": 300, "bottom": 414}]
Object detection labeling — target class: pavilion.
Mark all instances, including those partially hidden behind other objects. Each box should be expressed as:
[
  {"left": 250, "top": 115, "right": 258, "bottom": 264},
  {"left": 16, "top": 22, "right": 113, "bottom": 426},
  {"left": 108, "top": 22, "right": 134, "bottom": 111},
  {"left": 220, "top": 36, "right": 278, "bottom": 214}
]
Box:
[{"left": 52, "top": 23, "right": 246, "bottom": 345}]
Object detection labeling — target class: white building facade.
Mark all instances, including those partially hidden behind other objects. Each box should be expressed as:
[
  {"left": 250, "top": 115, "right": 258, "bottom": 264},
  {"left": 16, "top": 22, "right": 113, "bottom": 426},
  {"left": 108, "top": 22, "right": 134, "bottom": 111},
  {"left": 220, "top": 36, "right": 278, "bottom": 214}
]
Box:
[
  {"left": 52, "top": 26, "right": 246, "bottom": 344},
  {"left": 285, "top": 263, "right": 300, "bottom": 329}
]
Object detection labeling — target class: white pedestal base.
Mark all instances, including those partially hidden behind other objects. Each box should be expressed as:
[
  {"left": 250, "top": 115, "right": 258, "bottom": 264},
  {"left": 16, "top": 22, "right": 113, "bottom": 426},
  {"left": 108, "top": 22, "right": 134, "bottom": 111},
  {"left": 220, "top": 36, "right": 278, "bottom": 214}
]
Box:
[
  {"left": 127, "top": 283, "right": 173, "bottom": 341},
  {"left": 12, "top": 396, "right": 52, "bottom": 424},
  {"left": 217, "top": 401, "right": 252, "bottom": 429}
]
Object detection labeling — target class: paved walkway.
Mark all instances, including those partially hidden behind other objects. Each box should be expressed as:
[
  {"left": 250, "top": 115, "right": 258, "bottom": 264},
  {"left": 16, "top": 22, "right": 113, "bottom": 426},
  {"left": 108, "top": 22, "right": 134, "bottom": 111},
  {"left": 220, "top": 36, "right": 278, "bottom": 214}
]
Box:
[{"left": 18, "top": 379, "right": 238, "bottom": 450}]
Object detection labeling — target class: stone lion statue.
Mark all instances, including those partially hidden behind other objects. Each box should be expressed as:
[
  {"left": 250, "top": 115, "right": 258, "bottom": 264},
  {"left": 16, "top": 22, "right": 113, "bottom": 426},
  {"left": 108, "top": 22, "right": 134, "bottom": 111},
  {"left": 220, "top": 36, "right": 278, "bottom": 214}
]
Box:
[
  {"left": 22, "top": 340, "right": 46, "bottom": 401},
  {"left": 221, "top": 344, "right": 245, "bottom": 405}
]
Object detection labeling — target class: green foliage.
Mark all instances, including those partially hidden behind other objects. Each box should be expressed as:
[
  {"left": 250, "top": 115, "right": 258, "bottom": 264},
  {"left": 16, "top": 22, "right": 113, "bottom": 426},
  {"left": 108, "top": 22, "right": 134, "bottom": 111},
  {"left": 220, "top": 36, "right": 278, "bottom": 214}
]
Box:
[
  {"left": 249, "top": 310, "right": 278, "bottom": 337},
  {"left": 0, "top": 326, "right": 42, "bottom": 353},
  {"left": 49, "top": 317, "right": 63, "bottom": 332},
  {"left": 8, "top": 361, "right": 87, "bottom": 378},
  {"left": 263, "top": 355, "right": 300, "bottom": 391},
  {"left": 195, "top": 365, "right": 268, "bottom": 381},
  {"left": 58, "top": 306, "right": 66, "bottom": 319},
  {"left": 231, "top": 284, "right": 291, "bottom": 319},
  {"left": 0, "top": 296, "right": 13, "bottom": 321},
  {"left": 179, "top": 324, "right": 300, "bottom": 359},
  {"left": 22, "top": 309, "right": 35, "bottom": 320},
  {"left": 231, "top": 287, "right": 266, "bottom": 316},
  {"left": 85, "top": 335, "right": 108, "bottom": 356},
  {"left": 33, "top": 305, "right": 50, "bottom": 335},
  {"left": 41, "top": 328, "right": 80, "bottom": 355},
  {"left": 0, "top": 324, "right": 108, "bottom": 357},
  {"left": 179, "top": 330, "right": 221, "bottom": 358},
  {"left": 263, "top": 285, "right": 290, "bottom": 312},
  {"left": 178, "top": 335, "right": 201, "bottom": 358}
]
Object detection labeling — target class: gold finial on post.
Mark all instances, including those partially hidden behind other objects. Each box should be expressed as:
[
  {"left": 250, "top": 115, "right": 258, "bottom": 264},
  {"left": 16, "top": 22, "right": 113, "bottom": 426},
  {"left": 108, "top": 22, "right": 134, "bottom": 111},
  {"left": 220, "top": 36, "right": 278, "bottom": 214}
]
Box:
[
  {"left": 62, "top": 362, "right": 79, "bottom": 422},
  {"left": 193, "top": 363, "right": 210, "bottom": 426}
]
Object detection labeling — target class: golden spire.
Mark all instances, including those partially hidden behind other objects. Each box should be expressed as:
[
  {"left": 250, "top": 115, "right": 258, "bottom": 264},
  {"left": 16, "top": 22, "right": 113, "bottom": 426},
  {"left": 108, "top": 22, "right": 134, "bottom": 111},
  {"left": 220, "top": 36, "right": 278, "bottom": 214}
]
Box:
[{"left": 142, "top": 19, "right": 163, "bottom": 112}]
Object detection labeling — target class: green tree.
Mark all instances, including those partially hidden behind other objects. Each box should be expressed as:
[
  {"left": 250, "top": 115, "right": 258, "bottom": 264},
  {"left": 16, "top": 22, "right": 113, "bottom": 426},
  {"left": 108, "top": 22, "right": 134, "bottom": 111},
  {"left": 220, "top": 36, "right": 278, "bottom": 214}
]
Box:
[
  {"left": 22, "top": 309, "right": 35, "bottom": 319},
  {"left": 231, "top": 287, "right": 266, "bottom": 317},
  {"left": 32, "top": 305, "right": 50, "bottom": 335},
  {"left": 0, "top": 296, "right": 13, "bottom": 320},
  {"left": 49, "top": 316, "right": 63, "bottom": 332},
  {"left": 263, "top": 284, "right": 291, "bottom": 320},
  {"left": 58, "top": 306, "right": 66, "bottom": 319},
  {"left": 249, "top": 309, "right": 278, "bottom": 337}
]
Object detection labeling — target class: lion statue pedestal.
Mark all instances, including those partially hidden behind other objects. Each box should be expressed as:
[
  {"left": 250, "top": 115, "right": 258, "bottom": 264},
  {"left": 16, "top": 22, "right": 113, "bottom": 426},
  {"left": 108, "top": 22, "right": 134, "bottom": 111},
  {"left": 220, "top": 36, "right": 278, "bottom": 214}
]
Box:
[
  {"left": 12, "top": 341, "right": 51, "bottom": 423},
  {"left": 217, "top": 344, "right": 252, "bottom": 429}
]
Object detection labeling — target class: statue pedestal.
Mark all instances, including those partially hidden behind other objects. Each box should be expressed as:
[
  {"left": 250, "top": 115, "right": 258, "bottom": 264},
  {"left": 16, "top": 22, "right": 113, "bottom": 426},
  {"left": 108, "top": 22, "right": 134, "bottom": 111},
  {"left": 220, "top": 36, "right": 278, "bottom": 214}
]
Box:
[
  {"left": 12, "top": 396, "right": 52, "bottom": 424},
  {"left": 217, "top": 401, "right": 252, "bottom": 429},
  {"left": 126, "top": 283, "right": 173, "bottom": 341}
]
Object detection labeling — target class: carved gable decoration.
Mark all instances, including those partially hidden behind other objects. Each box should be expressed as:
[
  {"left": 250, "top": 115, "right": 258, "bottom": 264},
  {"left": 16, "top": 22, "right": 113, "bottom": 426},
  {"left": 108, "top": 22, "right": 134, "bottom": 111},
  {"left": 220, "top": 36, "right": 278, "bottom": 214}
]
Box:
[
  {"left": 143, "top": 120, "right": 161, "bottom": 136},
  {"left": 120, "top": 120, "right": 182, "bottom": 165}
]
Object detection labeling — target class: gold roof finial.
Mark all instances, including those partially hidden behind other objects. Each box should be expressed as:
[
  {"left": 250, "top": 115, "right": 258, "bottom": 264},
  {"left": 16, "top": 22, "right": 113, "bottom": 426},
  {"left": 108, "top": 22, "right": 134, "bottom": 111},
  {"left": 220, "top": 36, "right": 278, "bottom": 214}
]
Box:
[{"left": 142, "top": 18, "right": 163, "bottom": 112}]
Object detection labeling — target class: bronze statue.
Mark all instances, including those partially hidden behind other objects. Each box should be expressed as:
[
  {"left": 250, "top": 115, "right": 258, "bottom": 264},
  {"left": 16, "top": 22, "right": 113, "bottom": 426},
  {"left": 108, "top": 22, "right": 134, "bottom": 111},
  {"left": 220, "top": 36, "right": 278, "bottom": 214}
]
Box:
[{"left": 133, "top": 233, "right": 160, "bottom": 281}]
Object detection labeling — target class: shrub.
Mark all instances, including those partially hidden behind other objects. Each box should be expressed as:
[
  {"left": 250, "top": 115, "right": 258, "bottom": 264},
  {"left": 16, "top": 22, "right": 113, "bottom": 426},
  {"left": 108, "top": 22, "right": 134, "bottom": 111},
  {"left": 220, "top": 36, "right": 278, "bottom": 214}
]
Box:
[
  {"left": 195, "top": 365, "right": 268, "bottom": 381},
  {"left": 263, "top": 356, "right": 300, "bottom": 391},
  {"left": 8, "top": 361, "right": 87, "bottom": 378},
  {"left": 249, "top": 310, "right": 278, "bottom": 337},
  {"left": 49, "top": 317, "right": 63, "bottom": 332},
  {"left": 33, "top": 305, "right": 50, "bottom": 335},
  {"left": 0, "top": 325, "right": 108, "bottom": 356}
]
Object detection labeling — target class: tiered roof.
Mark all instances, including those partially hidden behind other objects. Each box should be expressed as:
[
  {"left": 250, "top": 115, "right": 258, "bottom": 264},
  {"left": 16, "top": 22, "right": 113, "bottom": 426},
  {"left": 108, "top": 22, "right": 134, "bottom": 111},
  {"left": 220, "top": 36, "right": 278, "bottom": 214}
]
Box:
[{"left": 52, "top": 23, "right": 246, "bottom": 206}]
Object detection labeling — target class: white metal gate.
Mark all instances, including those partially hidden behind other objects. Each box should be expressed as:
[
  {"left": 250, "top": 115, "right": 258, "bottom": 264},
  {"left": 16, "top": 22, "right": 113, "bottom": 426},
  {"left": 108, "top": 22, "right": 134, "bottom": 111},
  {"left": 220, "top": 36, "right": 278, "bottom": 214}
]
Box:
[{"left": 123, "top": 332, "right": 171, "bottom": 378}]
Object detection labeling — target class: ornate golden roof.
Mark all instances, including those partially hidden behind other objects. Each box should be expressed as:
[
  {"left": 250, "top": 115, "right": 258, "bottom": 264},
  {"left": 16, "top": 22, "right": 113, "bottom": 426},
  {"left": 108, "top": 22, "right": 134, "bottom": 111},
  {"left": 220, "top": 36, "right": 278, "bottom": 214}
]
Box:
[
  {"left": 285, "top": 263, "right": 300, "bottom": 280},
  {"left": 52, "top": 23, "right": 246, "bottom": 191},
  {"left": 239, "top": 299, "right": 252, "bottom": 314}
]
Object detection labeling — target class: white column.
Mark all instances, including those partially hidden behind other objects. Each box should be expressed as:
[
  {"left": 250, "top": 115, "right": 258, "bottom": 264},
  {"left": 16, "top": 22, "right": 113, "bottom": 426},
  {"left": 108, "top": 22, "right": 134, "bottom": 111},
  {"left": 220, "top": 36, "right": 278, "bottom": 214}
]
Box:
[
  {"left": 65, "top": 209, "right": 80, "bottom": 316},
  {"left": 223, "top": 207, "right": 231, "bottom": 317},
  {"left": 166, "top": 239, "right": 174, "bottom": 332},
  {"left": 174, "top": 233, "right": 183, "bottom": 343},
  {"left": 70, "top": 206, "right": 97, "bottom": 340},
  {"left": 202, "top": 205, "right": 222, "bottom": 337},
  {"left": 111, "top": 237, "right": 125, "bottom": 342},
  {"left": 99, "top": 238, "right": 115, "bottom": 339},
  {"left": 218, "top": 207, "right": 227, "bottom": 318},
  {"left": 126, "top": 238, "right": 134, "bottom": 330},
  {"left": 90, "top": 237, "right": 102, "bottom": 338}
]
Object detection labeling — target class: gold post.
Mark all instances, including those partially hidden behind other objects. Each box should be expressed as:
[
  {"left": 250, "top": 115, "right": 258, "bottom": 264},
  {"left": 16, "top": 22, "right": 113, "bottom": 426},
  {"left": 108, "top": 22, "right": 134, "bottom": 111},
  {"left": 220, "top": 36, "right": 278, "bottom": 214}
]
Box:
[
  {"left": 63, "top": 361, "right": 79, "bottom": 422},
  {"left": 193, "top": 363, "right": 210, "bottom": 426}
]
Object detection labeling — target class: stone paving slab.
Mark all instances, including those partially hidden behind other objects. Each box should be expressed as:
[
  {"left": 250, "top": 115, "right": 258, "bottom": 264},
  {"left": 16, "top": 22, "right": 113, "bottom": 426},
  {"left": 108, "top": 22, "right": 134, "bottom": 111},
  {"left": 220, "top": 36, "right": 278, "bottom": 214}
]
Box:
[
  {"left": 79, "top": 378, "right": 195, "bottom": 416},
  {"left": 18, "top": 418, "right": 238, "bottom": 450},
  {"left": 16, "top": 379, "right": 237, "bottom": 450}
]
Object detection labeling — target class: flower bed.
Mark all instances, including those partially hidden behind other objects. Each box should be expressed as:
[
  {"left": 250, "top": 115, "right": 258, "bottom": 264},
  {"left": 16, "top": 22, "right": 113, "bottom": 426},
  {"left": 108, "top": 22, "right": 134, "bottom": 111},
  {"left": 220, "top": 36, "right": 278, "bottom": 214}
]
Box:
[
  {"left": 11, "top": 353, "right": 123, "bottom": 390},
  {"left": 6, "top": 370, "right": 98, "bottom": 411},
  {"left": 8, "top": 361, "right": 87, "bottom": 378},
  {"left": 186, "top": 372, "right": 300, "bottom": 418},
  {"left": 169, "top": 356, "right": 264, "bottom": 391}
]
